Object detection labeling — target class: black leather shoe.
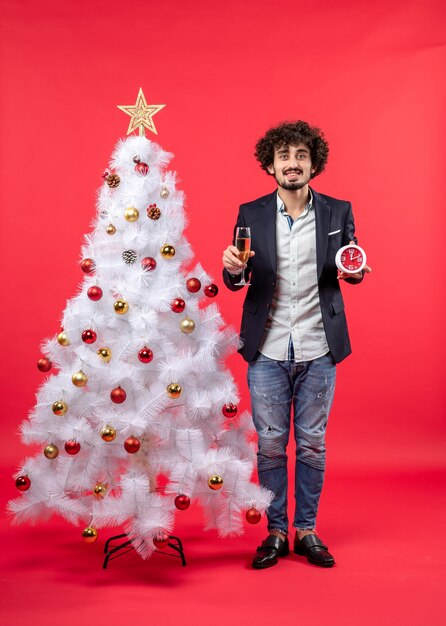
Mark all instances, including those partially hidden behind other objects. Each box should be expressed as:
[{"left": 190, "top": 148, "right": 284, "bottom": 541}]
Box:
[
  {"left": 252, "top": 535, "right": 290, "bottom": 569},
  {"left": 294, "top": 534, "right": 335, "bottom": 567}
]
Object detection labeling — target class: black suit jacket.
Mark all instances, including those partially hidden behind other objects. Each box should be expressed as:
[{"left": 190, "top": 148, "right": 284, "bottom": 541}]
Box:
[{"left": 223, "top": 188, "right": 362, "bottom": 363}]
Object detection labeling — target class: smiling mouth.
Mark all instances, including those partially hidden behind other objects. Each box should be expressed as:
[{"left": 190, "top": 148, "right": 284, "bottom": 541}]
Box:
[{"left": 285, "top": 170, "right": 303, "bottom": 176}]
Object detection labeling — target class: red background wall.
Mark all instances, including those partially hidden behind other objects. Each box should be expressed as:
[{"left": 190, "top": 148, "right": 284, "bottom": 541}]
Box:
[{"left": 1, "top": 0, "right": 445, "bottom": 471}]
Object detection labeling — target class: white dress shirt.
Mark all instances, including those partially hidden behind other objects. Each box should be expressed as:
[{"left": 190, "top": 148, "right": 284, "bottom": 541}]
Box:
[{"left": 258, "top": 190, "right": 329, "bottom": 362}]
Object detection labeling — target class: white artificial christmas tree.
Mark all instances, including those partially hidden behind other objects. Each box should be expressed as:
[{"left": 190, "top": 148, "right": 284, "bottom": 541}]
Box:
[{"left": 9, "top": 92, "right": 272, "bottom": 560}]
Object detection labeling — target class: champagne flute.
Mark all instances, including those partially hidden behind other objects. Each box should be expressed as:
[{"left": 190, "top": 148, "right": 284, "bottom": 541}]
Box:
[{"left": 234, "top": 226, "right": 251, "bottom": 286}]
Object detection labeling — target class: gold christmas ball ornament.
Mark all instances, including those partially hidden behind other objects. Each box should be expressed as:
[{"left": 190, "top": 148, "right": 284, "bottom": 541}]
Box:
[
  {"left": 208, "top": 475, "right": 224, "bottom": 491},
  {"left": 57, "top": 331, "right": 70, "bottom": 346},
  {"left": 167, "top": 383, "right": 182, "bottom": 398},
  {"left": 124, "top": 207, "right": 139, "bottom": 222},
  {"left": 101, "top": 425, "right": 116, "bottom": 442},
  {"left": 82, "top": 527, "right": 98, "bottom": 543},
  {"left": 52, "top": 400, "right": 68, "bottom": 416},
  {"left": 180, "top": 318, "right": 195, "bottom": 334},
  {"left": 97, "top": 347, "right": 112, "bottom": 362},
  {"left": 160, "top": 186, "right": 170, "bottom": 199},
  {"left": 93, "top": 483, "right": 108, "bottom": 499},
  {"left": 106, "top": 224, "right": 116, "bottom": 235},
  {"left": 114, "top": 299, "right": 129, "bottom": 315},
  {"left": 160, "top": 244, "right": 175, "bottom": 259},
  {"left": 44, "top": 444, "right": 59, "bottom": 459},
  {"left": 72, "top": 370, "right": 88, "bottom": 387}
]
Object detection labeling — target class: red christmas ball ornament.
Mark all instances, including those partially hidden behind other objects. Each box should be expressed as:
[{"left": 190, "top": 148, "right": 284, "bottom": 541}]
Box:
[
  {"left": 87, "top": 286, "right": 103, "bottom": 301},
  {"left": 82, "top": 329, "right": 97, "bottom": 344},
  {"left": 124, "top": 436, "right": 140, "bottom": 453},
  {"left": 186, "top": 278, "right": 201, "bottom": 293},
  {"left": 64, "top": 440, "right": 81, "bottom": 455},
  {"left": 153, "top": 533, "right": 169, "bottom": 549},
  {"left": 246, "top": 508, "right": 262, "bottom": 524},
  {"left": 204, "top": 283, "right": 219, "bottom": 298},
  {"left": 174, "top": 494, "right": 191, "bottom": 510},
  {"left": 170, "top": 298, "right": 186, "bottom": 313},
  {"left": 37, "top": 357, "right": 52, "bottom": 372},
  {"left": 111, "top": 386, "right": 126, "bottom": 404},
  {"left": 138, "top": 347, "right": 153, "bottom": 363},
  {"left": 135, "top": 161, "right": 149, "bottom": 175},
  {"left": 15, "top": 475, "right": 31, "bottom": 491},
  {"left": 102, "top": 169, "right": 110, "bottom": 179},
  {"left": 141, "top": 257, "right": 157, "bottom": 271},
  {"left": 222, "top": 403, "right": 238, "bottom": 418},
  {"left": 80, "top": 258, "right": 95, "bottom": 274}
]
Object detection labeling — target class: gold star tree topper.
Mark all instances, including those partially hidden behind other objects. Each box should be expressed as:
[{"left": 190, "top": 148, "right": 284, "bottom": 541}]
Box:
[{"left": 118, "top": 88, "right": 165, "bottom": 136}]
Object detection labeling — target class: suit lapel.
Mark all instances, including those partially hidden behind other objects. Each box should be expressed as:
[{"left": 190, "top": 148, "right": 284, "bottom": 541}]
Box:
[
  {"left": 260, "top": 191, "right": 278, "bottom": 274},
  {"left": 312, "top": 188, "right": 331, "bottom": 279}
]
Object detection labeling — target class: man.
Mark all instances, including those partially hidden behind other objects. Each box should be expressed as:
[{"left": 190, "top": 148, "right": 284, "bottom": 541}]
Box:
[{"left": 222, "top": 121, "right": 371, "bottom": 569}]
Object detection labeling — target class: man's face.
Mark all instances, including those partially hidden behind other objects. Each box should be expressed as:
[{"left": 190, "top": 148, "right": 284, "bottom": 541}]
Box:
[{"left": 267, "top": 143, "right": 316, "bottom": 190}]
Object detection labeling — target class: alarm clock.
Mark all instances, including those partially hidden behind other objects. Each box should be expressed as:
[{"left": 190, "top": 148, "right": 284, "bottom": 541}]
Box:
[{"left": 335, "top": 244, "right": 367, "bottom": 274}]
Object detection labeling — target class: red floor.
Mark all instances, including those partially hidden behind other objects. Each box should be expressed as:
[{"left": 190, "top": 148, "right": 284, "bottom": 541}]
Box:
[{"left": 1, "top": 466, "right": 445, "bottom": 626}]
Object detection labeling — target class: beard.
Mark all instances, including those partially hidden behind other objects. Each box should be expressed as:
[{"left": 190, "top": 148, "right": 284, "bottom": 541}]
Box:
[{"left": 279, "top": 179, "right": 308, "bottom": 190}]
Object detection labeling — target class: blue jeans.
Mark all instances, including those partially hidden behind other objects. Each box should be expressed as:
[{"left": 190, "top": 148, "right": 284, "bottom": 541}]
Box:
[{"left": 247, "top": 352, "right": 336, "bottom": 534}]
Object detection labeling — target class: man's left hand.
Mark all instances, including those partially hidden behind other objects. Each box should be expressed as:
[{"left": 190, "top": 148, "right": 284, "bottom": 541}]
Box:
[{"left": 337, "top": 241, "right": 372, "bottom": 281}]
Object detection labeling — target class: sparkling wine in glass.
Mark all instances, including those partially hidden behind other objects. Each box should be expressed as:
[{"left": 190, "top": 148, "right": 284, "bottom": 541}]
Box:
[{"left": 234, "top": 226, "right": 251, "bottom": 286}]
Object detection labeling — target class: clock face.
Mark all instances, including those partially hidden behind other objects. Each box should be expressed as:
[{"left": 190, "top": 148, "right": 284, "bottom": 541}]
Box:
[{"left": 335, "top": 244, "right": 367, "bottom": 274}]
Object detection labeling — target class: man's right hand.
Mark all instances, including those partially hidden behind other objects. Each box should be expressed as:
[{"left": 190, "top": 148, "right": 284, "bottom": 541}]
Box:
[{"left": 222, "top": 245, "right": 255, "bottom": 275}]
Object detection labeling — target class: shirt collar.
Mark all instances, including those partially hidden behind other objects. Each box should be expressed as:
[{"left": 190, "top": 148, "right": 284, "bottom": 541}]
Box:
[{"left": 276, "top": 188, "right": 313, "bottom": 214}]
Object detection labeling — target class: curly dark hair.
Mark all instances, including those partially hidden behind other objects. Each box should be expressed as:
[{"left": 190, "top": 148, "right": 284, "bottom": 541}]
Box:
[{"left": 254, "top": 121, "right": 329, "bottom": 178}]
